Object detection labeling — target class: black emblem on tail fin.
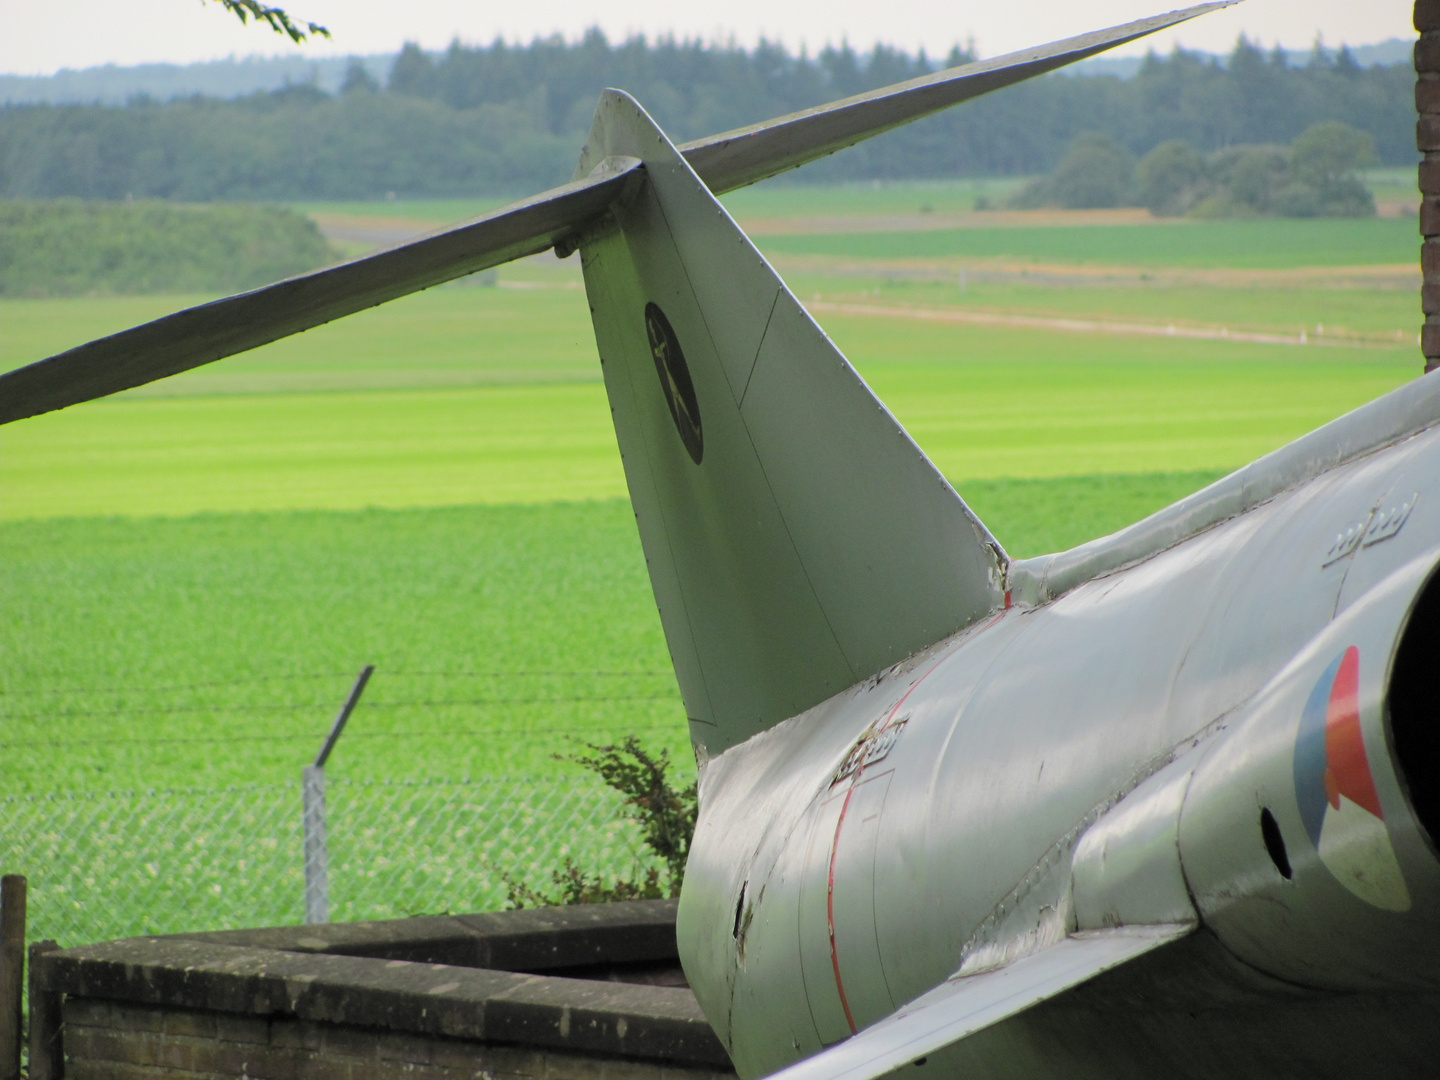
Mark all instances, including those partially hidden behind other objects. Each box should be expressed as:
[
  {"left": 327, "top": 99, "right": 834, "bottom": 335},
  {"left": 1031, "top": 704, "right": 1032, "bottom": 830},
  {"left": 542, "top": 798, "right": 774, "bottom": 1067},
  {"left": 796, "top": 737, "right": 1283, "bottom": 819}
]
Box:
[{"left": 644, "top": 302, "right": 703, "bottom": 464}]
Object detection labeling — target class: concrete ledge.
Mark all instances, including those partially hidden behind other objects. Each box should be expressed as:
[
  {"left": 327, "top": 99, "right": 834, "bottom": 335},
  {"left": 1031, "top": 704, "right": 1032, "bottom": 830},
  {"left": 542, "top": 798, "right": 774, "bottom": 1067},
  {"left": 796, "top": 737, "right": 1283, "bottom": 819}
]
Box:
[
  {"left": 175, "top": 900, "right": 684, "bottom": 972},
  {"left": 33, "top": 901, "right": 734, "bottom": 1079}
]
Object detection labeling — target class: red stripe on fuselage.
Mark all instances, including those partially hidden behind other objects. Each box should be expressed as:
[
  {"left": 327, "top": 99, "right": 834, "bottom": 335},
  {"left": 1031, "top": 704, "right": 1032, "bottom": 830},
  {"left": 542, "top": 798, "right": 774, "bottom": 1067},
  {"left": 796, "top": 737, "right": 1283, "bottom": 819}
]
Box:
[
  {"left": 822, "top": 626, "right": 997, "bottom": 1033},
  {"left": 826, "top": 783, "right": 860, "bottom": 1034}
]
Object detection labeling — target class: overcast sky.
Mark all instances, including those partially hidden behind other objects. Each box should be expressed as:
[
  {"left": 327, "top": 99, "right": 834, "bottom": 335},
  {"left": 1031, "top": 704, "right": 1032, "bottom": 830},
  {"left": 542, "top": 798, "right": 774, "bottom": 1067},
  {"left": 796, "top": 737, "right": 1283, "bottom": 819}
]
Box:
[{"left": 0, "top": 0, "right": 1416, "bottom": 76}]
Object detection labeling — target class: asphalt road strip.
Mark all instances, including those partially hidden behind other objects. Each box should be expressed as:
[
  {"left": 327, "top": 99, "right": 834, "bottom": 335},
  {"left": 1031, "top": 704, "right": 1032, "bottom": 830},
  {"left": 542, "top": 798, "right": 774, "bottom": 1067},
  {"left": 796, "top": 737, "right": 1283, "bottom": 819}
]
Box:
[{"left": 804, "top": 301, "right": 1418, "bottom": 349}]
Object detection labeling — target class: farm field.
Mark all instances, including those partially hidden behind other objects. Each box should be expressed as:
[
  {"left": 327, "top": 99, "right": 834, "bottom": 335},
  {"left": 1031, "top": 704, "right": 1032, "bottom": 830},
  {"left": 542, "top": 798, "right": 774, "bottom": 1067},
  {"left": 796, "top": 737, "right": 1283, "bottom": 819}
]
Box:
[
  {"left": 0, "top": 470, "right": 1226, "bottom": 796},
  {"left": 287, "top": 177, "right": 1030, "bottom": 232},
  {"left": 0, "top": 276, "right": 1414, "bottom": 519},
  {"left": 788, "top": 276, "right": 1418, "bottom": 342},
  {"left": 1363, "top": 166, "right": 1422, "bottom": 211},
  {"left": 292, "top": 169, "right": 1414, "bottom": 232},
  {"left": 0, "top": 207, "right": 1423, "bottom": 799},
  {"left": 0, "top": 502, "right": 683, "bottom": 794},
  {"left": 761, "top": 217, "right": 1417, "bottom": 268}
]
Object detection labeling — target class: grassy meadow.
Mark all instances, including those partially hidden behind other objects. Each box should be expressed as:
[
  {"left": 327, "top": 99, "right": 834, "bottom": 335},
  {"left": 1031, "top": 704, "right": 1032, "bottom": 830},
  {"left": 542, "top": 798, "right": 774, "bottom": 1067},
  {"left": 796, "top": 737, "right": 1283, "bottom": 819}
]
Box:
[
  {"left": 761, "top": 216, "right": 1417, "bottom": 268},
  {"left": 287, "top": 177, "right": 1029, "bottom": 229},
  {"left": 1, "top": 184, "right": 1423, "bottom": 798}
]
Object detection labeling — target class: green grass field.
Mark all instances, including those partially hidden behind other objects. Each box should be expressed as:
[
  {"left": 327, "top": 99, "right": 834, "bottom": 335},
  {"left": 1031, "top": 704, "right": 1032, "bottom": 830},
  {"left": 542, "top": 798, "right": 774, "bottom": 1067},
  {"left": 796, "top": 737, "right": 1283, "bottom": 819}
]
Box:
[
  {"left": 760, "top": 217, "right": 1417, "bottom": 268},
  {"left": 0, "top": 502, "right": 680, "bottom": 793},
  {"left": 1, "top": 476, "right": 1237, "bottom": 796},
  {"left": 0, "top": 212, "right": 1424, "bottom": 800},
  {"left": 292, "top": 170, "right": 1410, "bottom": 228},
  {"left": 787, "top": 276, "right": 1419, "bottom": 341},
  {"left": 286, "top": 179, "right": 1031, "bottom": 228},
  {"left": 1, "top": 280, "right": 1413, "bottom": 519},
  {"left": 1362, "top": 166, "right": 1420, "bottom": 207},
  {"left": 3, "top": 471, "right": 1231, "bottom": 955}
]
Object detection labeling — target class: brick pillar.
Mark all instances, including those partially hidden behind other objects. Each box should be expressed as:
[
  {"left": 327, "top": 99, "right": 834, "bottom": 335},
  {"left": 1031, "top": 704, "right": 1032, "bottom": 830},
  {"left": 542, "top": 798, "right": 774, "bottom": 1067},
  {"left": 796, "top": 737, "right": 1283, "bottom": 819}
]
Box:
[{"left": 1418, "top": 1, "right": 1440, "bottom": 372}]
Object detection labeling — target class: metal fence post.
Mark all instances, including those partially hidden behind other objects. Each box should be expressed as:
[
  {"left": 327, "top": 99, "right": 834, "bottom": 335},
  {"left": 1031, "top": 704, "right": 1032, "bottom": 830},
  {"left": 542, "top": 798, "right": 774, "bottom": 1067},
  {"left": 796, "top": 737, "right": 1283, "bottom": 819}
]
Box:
[
  {"left": 302, "top": 665, "right": 373, "bottom": 925},
  {"left": 301, "top": 765, "right": 329, "bottom": 925}
]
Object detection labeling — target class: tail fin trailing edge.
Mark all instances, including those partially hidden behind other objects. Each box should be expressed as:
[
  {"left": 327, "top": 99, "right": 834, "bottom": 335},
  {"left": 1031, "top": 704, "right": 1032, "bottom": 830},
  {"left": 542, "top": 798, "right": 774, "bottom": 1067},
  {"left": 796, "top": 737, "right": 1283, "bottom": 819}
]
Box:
[{"left": 577, "top": 92, "right": 1005, "bottom": 756}]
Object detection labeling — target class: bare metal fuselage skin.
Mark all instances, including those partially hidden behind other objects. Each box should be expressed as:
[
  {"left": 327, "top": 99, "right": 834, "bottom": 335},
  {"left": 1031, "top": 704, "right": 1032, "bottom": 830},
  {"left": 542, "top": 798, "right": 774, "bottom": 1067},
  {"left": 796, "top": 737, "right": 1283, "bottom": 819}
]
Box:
[{"left": 677, "top": 421, "right": 1440, "bottom": 1079}]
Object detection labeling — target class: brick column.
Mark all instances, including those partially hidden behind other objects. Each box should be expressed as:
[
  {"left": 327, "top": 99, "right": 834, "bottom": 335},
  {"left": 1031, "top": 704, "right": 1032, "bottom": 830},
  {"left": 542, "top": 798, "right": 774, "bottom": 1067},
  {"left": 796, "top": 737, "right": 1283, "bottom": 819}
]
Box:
[{"left": 1418, "top": 1, "right": 1440, "bottom": 372}]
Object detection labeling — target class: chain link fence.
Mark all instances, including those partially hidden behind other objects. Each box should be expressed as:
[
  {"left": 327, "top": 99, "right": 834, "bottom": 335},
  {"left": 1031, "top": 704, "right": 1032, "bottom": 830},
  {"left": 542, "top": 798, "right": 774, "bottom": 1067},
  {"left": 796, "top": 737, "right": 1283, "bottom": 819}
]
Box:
[{"left": 1, "top": 776, "right": 655, "bottom": 949}]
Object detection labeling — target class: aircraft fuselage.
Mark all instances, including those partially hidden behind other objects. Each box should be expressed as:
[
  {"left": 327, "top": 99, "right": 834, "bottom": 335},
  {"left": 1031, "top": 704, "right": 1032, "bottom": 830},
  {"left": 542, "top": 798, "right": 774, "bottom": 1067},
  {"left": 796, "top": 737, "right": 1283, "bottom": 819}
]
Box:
[{"left": 678, "top": 421, "right": 1440, "bottom": 1079}]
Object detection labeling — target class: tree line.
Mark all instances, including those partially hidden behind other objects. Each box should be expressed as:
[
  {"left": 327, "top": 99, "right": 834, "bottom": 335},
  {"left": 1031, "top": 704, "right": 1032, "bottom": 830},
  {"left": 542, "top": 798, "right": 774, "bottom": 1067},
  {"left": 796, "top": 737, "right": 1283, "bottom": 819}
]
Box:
[
  {"left": 0, "top": 33, "right": 1414, "bottom": 201},
  {"left": 1014, "top": 121, "right": 1380, "bottom": 218}
]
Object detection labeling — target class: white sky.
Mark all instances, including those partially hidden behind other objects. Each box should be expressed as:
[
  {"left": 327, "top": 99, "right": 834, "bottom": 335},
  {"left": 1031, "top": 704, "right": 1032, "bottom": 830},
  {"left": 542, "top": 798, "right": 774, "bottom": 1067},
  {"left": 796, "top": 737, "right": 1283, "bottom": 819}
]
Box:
[{"left": 0, "top": 0, "right": 1416, "bottom": 76}]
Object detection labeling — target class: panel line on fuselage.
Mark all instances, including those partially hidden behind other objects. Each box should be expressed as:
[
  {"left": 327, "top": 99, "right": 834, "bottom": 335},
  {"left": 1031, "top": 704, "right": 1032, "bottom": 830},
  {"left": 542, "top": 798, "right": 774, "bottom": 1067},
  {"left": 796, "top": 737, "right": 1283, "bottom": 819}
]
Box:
[{"left": 821, "top": 646, "right": 965, "bottom": 1034}]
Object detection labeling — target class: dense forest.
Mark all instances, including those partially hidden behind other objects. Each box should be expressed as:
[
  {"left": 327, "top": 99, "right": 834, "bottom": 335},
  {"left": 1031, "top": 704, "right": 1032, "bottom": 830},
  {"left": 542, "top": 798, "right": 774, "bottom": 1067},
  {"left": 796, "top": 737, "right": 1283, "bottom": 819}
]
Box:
[{"left": 0, "top": 33, "right": 1414, "bottom": 200}]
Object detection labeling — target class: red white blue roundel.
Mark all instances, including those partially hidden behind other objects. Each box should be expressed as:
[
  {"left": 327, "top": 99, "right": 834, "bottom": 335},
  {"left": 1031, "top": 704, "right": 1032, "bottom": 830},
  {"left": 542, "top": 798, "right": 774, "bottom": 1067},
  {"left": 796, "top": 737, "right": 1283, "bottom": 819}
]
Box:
[{"left": 1293, "top": 646, "right": 1410, "bottom": 911}]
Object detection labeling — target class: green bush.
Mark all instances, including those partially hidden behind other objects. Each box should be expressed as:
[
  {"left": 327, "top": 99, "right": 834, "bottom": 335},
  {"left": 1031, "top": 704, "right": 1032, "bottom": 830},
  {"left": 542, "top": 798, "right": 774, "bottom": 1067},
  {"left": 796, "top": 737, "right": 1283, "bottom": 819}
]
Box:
[
  {"left": 1138, "top": 122, "right": 1377, "bottom": 219},
  {"left": 0, "top": 199, "right": 338, "bottom": 297},
  {"left": 1136, "top": 140, "right": 1208, "bottom": 217},
  {"left": 1010, "top": 133, "right": 1136, "bottom": 209},
  {"left": 504, "top": 737, "right": 699, "bottom": 907},
  {"left": 1018, "top": 122, "right": 1380, "bottom": 220},
  {"left": 1287, "top": 121, "right": 1378, "bottom": 216}
]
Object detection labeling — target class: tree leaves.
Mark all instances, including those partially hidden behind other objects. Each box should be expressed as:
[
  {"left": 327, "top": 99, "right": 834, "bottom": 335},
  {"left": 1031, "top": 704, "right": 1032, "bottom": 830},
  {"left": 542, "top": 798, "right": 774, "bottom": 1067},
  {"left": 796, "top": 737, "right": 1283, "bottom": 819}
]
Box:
[{"left": 208, "top": 0, "right": 330, "bottom": 45}]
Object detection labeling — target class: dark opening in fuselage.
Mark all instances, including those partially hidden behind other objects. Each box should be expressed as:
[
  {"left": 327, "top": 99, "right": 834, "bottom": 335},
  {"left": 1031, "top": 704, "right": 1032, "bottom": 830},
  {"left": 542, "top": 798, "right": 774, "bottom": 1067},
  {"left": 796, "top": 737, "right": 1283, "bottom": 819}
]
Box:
[{"left": 1388, "top": 562, "right": 1440, "bottom": 850}]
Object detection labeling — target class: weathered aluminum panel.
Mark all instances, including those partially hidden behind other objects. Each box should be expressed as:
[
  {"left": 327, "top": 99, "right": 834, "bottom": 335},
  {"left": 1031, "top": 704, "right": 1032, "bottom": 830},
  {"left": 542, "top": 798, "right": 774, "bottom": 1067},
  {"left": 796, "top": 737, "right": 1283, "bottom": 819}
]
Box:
[
  {"left": 762, "top": 925, "right": 1192, "bottom": 1080},
  {"left": 1071, "top": 754, "right": 1198, "bottom": 931},
  {"left": 738, "top": 290, "right": 1004, "bottom": 674},
  {"left": 797, "top": 771, "right": 897, "bottom": 1043},
  {"left": 906, "top": 929, "right": 1440, "bottom": 1079},
  {"left": 1162, "top": 446, "right": 1408, "bottom": 739},
  {"left": 866, "top": 613, "right": 1034, "bottom": 1001},
  {"left": 680, "top": 425, "right": 1440, "bottom": 1079},
  {"left": 679, "top": 644, "right": 953, "bottom": 1076},
  {"left": 1334, "top": 426, "right": 1440, "bottom": 614},
  {"left": 1177, "top": 547, "right": 1440, "bottom": 992},
  {"left": 872, "top": 516, "right": 1254, "bottom": 1001},
  {"left": 582, "top": 190, "right": 854, "bottom": 745}
]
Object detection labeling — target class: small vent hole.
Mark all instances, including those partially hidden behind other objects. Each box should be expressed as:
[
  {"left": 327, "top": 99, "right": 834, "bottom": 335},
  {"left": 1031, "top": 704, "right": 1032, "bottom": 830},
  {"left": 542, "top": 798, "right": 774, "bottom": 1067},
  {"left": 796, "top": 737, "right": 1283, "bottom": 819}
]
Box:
[{"left": 1260, "top": 807, "right": 1292, "bottom": 879}]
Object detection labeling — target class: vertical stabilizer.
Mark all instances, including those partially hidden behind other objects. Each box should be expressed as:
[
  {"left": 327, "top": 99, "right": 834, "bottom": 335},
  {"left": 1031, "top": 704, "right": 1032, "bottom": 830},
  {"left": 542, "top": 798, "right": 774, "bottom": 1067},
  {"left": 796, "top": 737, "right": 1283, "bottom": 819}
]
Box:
[{"left": 576, "top": 92, "right": 1005, "bottom": 756}]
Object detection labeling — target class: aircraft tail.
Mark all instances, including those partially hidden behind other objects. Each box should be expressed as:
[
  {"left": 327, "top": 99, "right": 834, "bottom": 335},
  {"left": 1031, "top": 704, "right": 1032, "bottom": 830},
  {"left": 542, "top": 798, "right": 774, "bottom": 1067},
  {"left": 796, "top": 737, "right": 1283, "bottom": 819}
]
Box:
[{"left": 576, "top": 93, "right": 1006, "bottom": 756}]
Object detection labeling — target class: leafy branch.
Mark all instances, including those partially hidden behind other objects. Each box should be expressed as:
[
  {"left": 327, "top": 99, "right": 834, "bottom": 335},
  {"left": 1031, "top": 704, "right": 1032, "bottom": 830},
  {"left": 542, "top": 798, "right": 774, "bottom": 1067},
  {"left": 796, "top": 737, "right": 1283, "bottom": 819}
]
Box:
[
  {"left": 504, "top": 737, "right": 698, "bottom": 908},
  {"left": 207, "top": 0, "right": 330, "bottom": 44}
]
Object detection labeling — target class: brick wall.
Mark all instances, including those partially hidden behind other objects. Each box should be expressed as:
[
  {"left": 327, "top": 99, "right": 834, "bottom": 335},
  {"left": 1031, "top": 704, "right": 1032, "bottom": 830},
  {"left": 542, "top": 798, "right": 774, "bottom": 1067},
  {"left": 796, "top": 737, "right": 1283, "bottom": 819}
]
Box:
[
  {"left": 63, "top": 998, "right": 732, "bottom": 1080},
  {"left": 1419, "top": 1, "right": 1440, "bottom": 372},
  {"left": 33, "top": 903, "right": 737, "bottom": 1080}
]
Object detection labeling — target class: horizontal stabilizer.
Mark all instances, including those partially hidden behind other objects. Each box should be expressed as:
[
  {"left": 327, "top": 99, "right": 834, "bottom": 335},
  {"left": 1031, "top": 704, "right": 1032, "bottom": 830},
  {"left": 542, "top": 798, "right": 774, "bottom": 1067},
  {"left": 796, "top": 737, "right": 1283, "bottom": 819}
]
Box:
[
  {"left": 764, "top": 925, "right": 1193, "bottom": 1080},
  {"left": 0, "top": 160, "right": 640, "bottom": 425},
  {"left": 678, "top": 3, "right": 1236, "bottom": 193},
  {"left": 4, "top": 6, "right": 1229, "bottom": 426}
]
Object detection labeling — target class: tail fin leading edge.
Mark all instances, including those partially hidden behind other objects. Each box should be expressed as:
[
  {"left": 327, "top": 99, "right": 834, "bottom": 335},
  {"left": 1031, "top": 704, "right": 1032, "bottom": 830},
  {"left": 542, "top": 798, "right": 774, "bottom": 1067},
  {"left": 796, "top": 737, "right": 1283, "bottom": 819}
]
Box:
[{"left": 578, "top": 93, "right": 1005, "bottom": 756}]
